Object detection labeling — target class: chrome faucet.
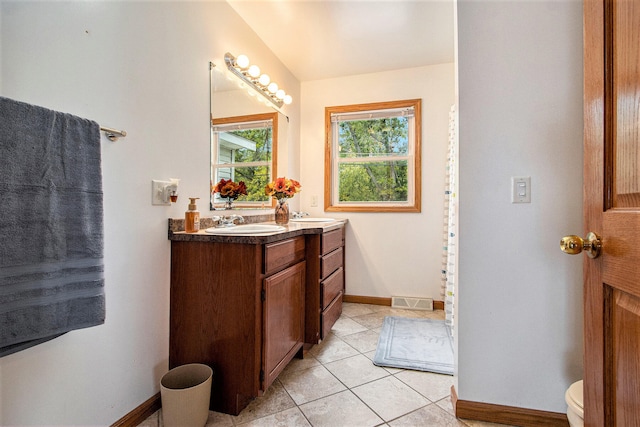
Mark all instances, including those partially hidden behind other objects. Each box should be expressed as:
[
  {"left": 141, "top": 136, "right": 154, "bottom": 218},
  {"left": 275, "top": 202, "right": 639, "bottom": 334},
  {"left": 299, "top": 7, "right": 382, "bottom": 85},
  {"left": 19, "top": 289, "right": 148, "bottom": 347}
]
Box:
[
  {"left": 212, "top": 215, "right": 245, "bottom": 227},
  {"left": 291, "top": 211, "right": 309, "bottom": 219}
]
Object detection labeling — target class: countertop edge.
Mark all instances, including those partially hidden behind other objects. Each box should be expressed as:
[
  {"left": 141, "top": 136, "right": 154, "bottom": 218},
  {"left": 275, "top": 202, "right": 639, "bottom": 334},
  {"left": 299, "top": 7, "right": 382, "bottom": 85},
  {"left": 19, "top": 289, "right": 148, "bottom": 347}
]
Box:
[{"left": 168, "top": 219, "right": 347, "bottom": 244}]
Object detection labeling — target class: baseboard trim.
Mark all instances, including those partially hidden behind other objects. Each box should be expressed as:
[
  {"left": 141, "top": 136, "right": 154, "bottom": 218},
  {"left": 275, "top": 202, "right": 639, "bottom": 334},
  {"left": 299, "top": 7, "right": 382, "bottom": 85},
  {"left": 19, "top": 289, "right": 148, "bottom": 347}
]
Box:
[
  {"left": 451, "top": 386, "right": 569, "bottom": 427},
  {"left": 111, "top": 392, "right": 161, "bottom": 427},
  {"left": 343, "top": 294, "right": 391, "bottom": 305},
  {"left": 343, "top": 294, "right": 444, "bottom": 310}
]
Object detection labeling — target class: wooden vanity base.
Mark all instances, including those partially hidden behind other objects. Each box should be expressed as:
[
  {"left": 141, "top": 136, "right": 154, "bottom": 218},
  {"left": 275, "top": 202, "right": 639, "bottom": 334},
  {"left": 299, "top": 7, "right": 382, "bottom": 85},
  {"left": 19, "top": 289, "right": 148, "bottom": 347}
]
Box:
[{"left": 168, "top": 222, "right": 346, "bottom": 415}]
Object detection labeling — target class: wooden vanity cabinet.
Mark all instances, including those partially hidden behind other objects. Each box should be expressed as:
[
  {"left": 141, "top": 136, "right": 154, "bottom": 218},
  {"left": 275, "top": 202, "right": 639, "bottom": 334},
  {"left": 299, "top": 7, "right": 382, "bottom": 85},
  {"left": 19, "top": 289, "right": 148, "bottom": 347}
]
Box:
[
  {"left": 305, "top": 226, "right": 345, "bottom": 344},
  {"left": 169, "top": 236, "right": 305, "bottom": 415}
]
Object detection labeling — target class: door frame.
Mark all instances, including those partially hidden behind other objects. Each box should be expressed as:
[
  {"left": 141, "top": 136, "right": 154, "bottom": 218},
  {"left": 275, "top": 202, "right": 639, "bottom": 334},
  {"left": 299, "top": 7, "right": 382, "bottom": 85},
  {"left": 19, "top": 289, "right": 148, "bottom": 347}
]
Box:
[{"left": 583, "top": 0, "right": 606, "bottom": 425}]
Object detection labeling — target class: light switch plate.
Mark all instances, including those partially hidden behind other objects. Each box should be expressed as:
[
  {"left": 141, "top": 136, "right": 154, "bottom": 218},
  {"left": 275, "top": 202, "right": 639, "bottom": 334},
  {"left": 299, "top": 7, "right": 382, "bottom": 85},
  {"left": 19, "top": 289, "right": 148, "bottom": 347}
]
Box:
[{"left": 512, "top": 176, "right": 531, "bottom": 203}]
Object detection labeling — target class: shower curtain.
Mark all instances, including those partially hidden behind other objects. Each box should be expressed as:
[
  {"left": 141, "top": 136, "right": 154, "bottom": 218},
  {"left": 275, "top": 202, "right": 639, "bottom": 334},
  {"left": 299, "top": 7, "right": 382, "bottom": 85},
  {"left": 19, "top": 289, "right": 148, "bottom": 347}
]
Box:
[{"left": 440, "top": 105, "right": 457, "bottom": 332}]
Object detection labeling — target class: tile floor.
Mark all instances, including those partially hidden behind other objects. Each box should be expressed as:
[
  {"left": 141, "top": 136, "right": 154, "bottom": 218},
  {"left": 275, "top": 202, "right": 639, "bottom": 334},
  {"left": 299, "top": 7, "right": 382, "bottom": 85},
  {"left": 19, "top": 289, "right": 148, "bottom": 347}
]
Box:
[{"left": 139, "top": 303, "right": 507, "bottom": 427}]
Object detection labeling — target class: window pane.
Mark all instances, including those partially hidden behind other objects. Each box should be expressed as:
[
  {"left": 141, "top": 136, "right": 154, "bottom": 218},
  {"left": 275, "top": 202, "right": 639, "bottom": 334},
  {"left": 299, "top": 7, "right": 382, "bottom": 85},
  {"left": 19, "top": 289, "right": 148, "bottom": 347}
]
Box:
[
  {"left": 338, "top": 117, "right": 408, "bottom": 158},
  {"left": 338, "top": 160, "right": 408, "bottom": 202},
  {"left": 325, "top": 99, "right": 420, "bottom": 212},
  {"left": 213, "top": 166, "right": 270, "bottom": 202},
  {"left": 218, "top": 128, "right": 272, "bottom": 164}
]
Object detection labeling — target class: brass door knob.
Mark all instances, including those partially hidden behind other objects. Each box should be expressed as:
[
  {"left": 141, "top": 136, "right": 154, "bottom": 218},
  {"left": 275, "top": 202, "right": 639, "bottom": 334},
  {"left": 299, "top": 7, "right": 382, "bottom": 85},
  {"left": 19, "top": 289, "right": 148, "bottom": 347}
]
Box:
[{"left": 560, "top": 232, "right": 602, "bottom": 259}]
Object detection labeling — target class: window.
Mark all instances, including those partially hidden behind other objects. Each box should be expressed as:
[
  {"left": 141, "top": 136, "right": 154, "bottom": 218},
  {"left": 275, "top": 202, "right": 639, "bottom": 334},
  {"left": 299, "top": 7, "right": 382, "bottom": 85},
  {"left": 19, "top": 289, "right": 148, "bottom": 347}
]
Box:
[
  {"left": 211, "top": 112, "right": 277, "bottom": 209},
  {"left": 325, "top": 99, "right": 421, "bottom": 212}
]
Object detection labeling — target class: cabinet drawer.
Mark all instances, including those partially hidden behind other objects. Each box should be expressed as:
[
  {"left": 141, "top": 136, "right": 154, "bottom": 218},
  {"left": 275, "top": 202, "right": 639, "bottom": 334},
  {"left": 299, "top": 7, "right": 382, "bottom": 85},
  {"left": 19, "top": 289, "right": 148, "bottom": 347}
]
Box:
[
  {"left": 321, "top": 228, "right": 343, "bottom": 255},
  {"left": 321, "top": 267, "right": 344, "bottom": 310},
  {"left": 264, "top": 236, "right": 305, "bottom": 276},
  {"left": 321, "top": 247, "right": 343, "bottom": 279},
  {"left": 321, "top": 291, "right": 343, "bottom": 339}
]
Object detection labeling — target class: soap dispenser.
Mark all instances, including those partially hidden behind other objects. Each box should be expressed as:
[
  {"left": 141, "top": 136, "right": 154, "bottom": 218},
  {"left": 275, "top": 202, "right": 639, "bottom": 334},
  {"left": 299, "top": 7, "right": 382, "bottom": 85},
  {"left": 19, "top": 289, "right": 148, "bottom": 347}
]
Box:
[{"left": 185, "top": 197, "right": 200, "bottom": 233}]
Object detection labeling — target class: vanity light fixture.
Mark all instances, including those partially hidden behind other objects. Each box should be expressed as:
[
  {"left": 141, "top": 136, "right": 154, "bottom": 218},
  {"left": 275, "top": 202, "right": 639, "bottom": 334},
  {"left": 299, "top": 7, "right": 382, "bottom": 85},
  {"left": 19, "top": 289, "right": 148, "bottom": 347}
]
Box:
[{"left": 224, "top": 52, "right": 293, "bottom": 108}]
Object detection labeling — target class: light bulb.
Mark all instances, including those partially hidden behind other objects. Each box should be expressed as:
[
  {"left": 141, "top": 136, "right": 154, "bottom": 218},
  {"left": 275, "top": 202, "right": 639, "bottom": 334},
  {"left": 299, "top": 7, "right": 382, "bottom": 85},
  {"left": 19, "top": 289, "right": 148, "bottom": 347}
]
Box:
[
  {"left": 258, "top": 74, "right": 270, "bottom": 86},
  {"left": 284, "top": 95, "right": 293, "bottom": 105},
  {"left": 248, "top": 65, "right": 260, "bottom": 78},
  {"left": 268, "top": 82, "right": 278, "bottom": 93},
  {"left": 276, "top": 89, "right": 285, "bottom": 100},
  {"left": 236, "top": 54, "right": 249, "bottom": 69}
]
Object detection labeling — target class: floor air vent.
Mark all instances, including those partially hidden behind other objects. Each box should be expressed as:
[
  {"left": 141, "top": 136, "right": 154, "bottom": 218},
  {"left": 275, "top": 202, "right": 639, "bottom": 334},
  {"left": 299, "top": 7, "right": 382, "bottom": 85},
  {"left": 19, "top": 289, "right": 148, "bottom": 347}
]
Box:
[{"left": 391, "top": 296, "right": 434, "bottom": 311}]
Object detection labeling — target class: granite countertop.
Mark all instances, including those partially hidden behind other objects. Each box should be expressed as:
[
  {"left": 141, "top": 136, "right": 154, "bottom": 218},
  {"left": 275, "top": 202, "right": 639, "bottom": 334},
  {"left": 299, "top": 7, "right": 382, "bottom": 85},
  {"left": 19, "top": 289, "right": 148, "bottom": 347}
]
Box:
[{"left": 168, "top": 217, "right": 347, "bottom": 244}]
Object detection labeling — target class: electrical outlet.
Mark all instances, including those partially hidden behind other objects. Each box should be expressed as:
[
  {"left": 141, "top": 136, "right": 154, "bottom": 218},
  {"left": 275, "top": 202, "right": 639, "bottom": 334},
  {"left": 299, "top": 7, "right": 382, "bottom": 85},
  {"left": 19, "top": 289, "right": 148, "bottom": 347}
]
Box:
[
  {"left": 310, "top": 195, "right": 318, "bottom": 207},
  {"left": 152, "top": 180, "right": 171, "bottom": 205}
]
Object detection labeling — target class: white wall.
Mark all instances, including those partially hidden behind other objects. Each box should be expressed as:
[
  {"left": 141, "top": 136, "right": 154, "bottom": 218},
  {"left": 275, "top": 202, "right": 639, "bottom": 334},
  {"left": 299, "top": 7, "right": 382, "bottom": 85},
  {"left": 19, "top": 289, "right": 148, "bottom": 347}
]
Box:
[
  {"left": 457, "top": 0, "right": 584, "bottom": 413},
  {"left": 0, "top": 2, "right": 299, "bottom": 424},
  {"left": 300, "top": 64, "right": 455, "bottom": 301}
]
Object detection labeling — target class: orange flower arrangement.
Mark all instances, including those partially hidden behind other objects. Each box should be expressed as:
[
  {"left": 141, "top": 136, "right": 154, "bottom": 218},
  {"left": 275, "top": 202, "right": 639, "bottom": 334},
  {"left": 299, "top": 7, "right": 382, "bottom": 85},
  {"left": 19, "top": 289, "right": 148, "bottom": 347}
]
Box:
[
  {"left": 212, "top": 178, "right": 247, "bottom": 200},
  {"left": 265, "top": 177, "right": 301, "bottom": 200}
]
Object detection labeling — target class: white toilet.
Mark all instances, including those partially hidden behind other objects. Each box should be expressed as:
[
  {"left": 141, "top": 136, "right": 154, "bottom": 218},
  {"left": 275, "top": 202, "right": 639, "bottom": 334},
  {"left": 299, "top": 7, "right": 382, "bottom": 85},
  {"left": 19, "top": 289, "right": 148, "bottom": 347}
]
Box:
[{"left": 565, "top": 380, "right": 584, "bottom": 427}]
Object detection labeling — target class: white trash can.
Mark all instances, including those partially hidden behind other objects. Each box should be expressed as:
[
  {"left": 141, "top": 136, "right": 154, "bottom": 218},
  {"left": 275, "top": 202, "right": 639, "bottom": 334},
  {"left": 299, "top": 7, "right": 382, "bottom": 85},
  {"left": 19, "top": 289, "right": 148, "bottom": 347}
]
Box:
[{"left": 160, "top": 363, "right": 213, "bottom": 427}]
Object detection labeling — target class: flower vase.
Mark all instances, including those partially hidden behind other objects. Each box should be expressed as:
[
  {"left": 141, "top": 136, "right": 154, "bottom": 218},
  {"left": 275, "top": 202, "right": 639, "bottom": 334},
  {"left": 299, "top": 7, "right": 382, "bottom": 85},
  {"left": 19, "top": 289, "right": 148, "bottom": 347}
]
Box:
[
  {"left": 274, "top": 199, "right": 289, "bottom": 225},
  {"left": 224, "top": 198, "right": 234, "bottom": 210}
]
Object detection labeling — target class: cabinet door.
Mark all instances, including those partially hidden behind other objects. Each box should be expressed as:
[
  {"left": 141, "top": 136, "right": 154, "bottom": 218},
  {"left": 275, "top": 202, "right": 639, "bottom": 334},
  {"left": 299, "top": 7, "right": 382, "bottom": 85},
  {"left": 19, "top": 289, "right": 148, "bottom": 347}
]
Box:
[{"left": 263, "top": 261, "right": 305, "bottom": 389}]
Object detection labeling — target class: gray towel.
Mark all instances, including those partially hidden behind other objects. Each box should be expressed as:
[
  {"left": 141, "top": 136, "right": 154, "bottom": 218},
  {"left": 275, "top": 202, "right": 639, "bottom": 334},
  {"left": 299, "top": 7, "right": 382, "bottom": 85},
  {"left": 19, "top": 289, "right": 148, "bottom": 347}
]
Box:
[{"left": 0, "top": 96, "right": 105, "bottom": 357}]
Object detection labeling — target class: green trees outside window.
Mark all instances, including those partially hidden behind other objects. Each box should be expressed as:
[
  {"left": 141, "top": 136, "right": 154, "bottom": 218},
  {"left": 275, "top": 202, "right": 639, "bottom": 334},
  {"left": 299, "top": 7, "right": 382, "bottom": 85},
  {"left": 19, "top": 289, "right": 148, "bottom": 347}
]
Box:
[
  {"left": 337, "top": 117, "right": 409, "bottom": 202},
  {"left": 219, "top": 127, "right": 272, "bottom": 202},
  {"left": 211, "top": 112, "right": 278, "bottom": 208}
]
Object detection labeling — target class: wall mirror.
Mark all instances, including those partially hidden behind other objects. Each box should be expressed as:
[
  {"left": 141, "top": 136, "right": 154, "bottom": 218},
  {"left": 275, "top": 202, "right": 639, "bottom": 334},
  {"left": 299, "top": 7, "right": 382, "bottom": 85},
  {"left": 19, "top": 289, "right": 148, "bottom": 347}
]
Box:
[{"left": 210, "top": 63, "right": 288, "bottom": 210}]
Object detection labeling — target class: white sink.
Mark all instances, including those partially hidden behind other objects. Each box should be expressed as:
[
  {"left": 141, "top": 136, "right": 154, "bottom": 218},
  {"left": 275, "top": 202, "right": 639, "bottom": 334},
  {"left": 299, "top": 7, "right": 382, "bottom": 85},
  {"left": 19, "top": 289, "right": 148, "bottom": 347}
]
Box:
[
  {"left": 204, "top": 224, "right": 286, "bottom": 235},
  {"left": 290, "top": 218, "right": 336, "bottom": 222}
]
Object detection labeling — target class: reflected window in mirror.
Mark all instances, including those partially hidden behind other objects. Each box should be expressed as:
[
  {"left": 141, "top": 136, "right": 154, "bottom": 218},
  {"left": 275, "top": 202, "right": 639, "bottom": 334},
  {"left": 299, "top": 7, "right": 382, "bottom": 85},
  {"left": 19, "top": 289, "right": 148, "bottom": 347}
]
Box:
[{"left": 211, "top": 112, "right": 278, "bottom": 209}]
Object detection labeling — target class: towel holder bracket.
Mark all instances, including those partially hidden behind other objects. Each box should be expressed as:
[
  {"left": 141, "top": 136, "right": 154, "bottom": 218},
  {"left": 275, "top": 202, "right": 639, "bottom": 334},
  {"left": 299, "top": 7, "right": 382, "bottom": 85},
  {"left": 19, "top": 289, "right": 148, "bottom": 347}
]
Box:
[{"left": 100, "top": 126, "right": 127, "bottom": 141}]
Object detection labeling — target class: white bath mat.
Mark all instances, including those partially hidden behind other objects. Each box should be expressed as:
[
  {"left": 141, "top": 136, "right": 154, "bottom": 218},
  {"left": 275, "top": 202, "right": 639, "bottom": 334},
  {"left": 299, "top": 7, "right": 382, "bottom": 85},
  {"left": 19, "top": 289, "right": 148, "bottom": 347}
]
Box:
[{"left": 373, "top": 316, "right": 454, "bottom": 375}]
